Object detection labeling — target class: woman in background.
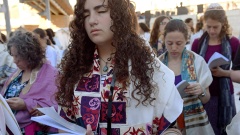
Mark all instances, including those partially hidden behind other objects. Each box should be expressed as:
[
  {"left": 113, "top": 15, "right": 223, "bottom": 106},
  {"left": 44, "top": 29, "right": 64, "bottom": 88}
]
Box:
[
  {"left": 138, "top": 22, "right": 151, "bottom": 42},
  {"left": 159, "top": 19, "right": 214, "bottom": 135},
  {"left": 1, "top": 31, "right": 58, "bottom": 135},
  {"left": 191, "top": 3, "right": 240, "bottom": 135},
  {"left": 150, "top": 15, "right": 170, "bottom": 56},
  {"left": 33, "top": 28, "right": 58, "bottom": 68}
]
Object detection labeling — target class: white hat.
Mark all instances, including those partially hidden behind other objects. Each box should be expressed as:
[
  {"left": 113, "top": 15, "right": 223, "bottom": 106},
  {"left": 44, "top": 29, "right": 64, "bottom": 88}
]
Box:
[{"left": 206, "top": 3, "right": 224, "bottom": 11}]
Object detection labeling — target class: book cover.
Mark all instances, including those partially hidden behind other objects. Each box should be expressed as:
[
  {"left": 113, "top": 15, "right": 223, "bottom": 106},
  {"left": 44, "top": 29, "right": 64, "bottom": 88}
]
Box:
[
  {"left": 208, "top": 52, "right": 229, "bottom": 69},
  {"left": 176, "top": 80, "right": 190, "bottom": 98}
]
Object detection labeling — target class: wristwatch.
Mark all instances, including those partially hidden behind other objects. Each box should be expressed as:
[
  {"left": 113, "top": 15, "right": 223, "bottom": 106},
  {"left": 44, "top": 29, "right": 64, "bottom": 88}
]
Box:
[{"left": 198, "top": 91, "right": 206, "bottom": 98}]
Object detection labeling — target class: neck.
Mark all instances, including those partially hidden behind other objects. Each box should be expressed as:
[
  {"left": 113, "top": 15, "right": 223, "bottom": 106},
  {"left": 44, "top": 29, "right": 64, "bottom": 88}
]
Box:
[
  {"left": 168, "top": 54, "right": 182, "bottom": 62},
  {"left": 209, "top": 37, "right": 221, "bottom": 45},
  {"left": 97, "top": 44, "right": 116, "bottom": 61},
  {"left": 24, "top": 68, "right": 32, "bottom": 73}
]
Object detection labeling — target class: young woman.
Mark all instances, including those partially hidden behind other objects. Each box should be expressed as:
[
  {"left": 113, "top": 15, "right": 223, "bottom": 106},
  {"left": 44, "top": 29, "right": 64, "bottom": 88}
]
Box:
[
  {"left": 33, "top": 28, "right": 58, "bottom": 68},
  {"left": 150, "top": 16, "right": 170, "bottom": 56},
  {"left": 159, "top": 19, "right": 214, "bottom": 135},
  {"left": 138, "top": 22, "right": 151, "bottom": 42},
  {"left": 56, "top": 0, "right": 183, "bottom": 135},
  {"left": 191, "top": 3, "right": 240, "bottom": 135}
]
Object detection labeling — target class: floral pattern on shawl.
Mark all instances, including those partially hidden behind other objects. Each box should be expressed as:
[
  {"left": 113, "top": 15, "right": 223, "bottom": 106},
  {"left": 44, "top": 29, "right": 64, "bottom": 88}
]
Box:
[{"left": 59, "top": 48, "right": 179, "bottom": 135}]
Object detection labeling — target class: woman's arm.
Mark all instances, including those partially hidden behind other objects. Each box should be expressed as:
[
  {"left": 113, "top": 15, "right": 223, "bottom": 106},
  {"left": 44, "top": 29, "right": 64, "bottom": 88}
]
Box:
[
  {"left": 230, "top": 70, "right": 240, "bottom": 83},
  {"left": 185, "top": 83, "right": 210, "bottom": 104}
]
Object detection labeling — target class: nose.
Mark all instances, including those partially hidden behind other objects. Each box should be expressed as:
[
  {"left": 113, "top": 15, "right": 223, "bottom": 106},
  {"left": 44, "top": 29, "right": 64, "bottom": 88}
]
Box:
[
  {"left": 171, "top": 44, "right": 178, "bottom": 51},
  {"left": 88, "top": 13, "right": 98, "bottom": 27},
  {"left": 209, "top": 28, "right": 215, "bottom": 34}
]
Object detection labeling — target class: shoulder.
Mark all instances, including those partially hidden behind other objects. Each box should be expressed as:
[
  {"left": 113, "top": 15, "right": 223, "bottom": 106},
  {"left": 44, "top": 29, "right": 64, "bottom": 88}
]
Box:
[
  {"left": 229, "top": 36, "right": 240, "bottom": 45},
  {"left": 39, "top": 62, "right": 58, "bottom": 76}
]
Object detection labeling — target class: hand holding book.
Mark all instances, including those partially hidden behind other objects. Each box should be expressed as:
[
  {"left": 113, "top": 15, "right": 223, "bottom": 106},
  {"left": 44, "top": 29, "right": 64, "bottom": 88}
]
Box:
[{"left": 208, "top": 52, "right": 229, "bottom": 69}]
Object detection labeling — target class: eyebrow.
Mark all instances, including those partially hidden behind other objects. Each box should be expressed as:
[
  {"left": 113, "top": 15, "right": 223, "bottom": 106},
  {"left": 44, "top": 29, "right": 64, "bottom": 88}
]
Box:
[{"left": 84, "top": 4, "right": 107, "bottom": 12}]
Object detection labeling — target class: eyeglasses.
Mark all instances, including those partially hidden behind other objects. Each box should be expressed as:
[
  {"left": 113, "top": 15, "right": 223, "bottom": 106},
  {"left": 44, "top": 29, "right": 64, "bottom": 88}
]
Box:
[{"left": 160, "top": 22, "right": 168, "bottom": 25}]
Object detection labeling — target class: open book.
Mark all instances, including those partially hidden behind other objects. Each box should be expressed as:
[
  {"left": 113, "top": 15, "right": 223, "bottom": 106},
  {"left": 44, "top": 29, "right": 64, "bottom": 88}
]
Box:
[
  {"left": 208, "top": 52, "right": 229, "bottom": 69},
  {"left": 31, "top": 107, "right": 86, "bottom": 135},
  {"left": 176, "top": 80, "right": 190, "bottom": 98},
  {"left": 0, "top": 95, "right": 22, "bottom": 135}
]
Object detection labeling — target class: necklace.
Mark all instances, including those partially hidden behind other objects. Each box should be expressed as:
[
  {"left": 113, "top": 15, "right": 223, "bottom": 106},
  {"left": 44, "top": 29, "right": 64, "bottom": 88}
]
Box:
[{"left": 99, "top": 57, "right": 112, "bottom": 72}]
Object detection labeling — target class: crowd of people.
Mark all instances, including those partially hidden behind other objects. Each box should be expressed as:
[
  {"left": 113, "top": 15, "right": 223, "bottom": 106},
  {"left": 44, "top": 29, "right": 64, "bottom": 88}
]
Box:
[{"left": 0, "top": 0, "right": 240, "bottom": 135}]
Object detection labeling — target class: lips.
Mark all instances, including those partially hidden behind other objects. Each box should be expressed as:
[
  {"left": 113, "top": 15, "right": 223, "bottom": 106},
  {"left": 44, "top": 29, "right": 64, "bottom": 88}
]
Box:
[
  {"left": 171, "top": 52, "right": 178, "bottom": 55},
  {"left": 91, "top": 29, "right": 101, "bottom": 34}
]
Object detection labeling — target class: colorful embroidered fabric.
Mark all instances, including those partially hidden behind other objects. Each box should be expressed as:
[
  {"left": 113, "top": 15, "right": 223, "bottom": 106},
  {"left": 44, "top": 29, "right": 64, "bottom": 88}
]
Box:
[{"left": 59, "top": 49, "right": 178, "bottom": 135}]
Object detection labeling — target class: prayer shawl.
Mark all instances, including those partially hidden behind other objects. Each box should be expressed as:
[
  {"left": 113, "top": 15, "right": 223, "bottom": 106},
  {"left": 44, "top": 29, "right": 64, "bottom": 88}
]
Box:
[
  {"left": 159, "top": 48, "right": 215, "bottom": 135},
  {"left": 59, "top": 49, "right": 183, "bottom": 135},
  {"left": 0, "top": 44, "right": 16, "bottom": 86},
  {"left": 198, "top": 34, "right": 234, "bottom": 133},
  {"left": 1, "top": 61, "right": 58, "bottom": 128}
]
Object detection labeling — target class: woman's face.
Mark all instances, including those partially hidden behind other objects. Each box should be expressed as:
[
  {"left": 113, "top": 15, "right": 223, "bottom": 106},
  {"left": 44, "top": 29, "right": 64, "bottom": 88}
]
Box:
[
  {"left": 165, "top": 31, "right": 187, "bottom": 59},
  {"left": 10, "top": 46, "right": 29, "bottom": 70},
  {"left": 159, "top": 18, "right": 170, "bottom": 34},
  {"left": 84, "top": 0, "right": 113, "bottom": 47},
  {"left": 187, "top": 20, "right": 193, "bottom": 28},
  {"left": 205, "top": 18, "right": 222, "bottom": 39}
]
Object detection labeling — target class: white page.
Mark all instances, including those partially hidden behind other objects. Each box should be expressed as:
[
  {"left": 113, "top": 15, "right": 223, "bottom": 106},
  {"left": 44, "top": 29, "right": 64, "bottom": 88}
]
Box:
[
  {"left": 31, "top": 115, "right": 83, "bottom": 135},
  {"left": 176, "top": 80, "right": 190, "bottom": 98},
  {"left": 37, "top": 107, "right": 86, "bottom": 134},
  {"left": 0, "top": 95, "right": 22, "bottom": 135},
  {"left": 208, "top": 52, "right": 229, "bottom": 69},
  {"left": 0, "top": 104, "right": 6, "bottom": 135}
]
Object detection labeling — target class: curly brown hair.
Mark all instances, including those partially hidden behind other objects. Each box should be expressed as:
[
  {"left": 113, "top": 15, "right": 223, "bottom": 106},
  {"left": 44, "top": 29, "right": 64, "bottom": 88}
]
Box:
[
  {"left": 56, "top": 0, "right": 157, "bottom": 107},
  {"left": 7, "top": 31, "right": 45, "bottom": 70},
  {"left": 150, "top": 15, "right": 170, "bottom": 46},
  {"left": 204, "top": 8, "right": 230, "bottom": 40}
]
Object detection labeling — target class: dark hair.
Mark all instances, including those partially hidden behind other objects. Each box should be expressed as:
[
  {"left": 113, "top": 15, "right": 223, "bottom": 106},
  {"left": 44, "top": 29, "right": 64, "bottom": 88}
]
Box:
[
  {"left": 56, "top": 0, "right": 156, "bottom": 107},
  {"left": 184, "top": 18, "right": 192, "bottom": 23},
  {"left": 150, "top": 15, "right": 170, "bottom": 45},
  {"left": 7, "top": 31, "right": 45, "bottom": 70},
  {"left": 204, "top": 8, "right": 230, "bottom": 40},
  {"left": 139, "top": 23, "right": 150, "bottom": 32},
  {"left": 46, "top": 28, "right": 56, "bottom": 45},
  {"left": 9, "top": 32, "right": 14, "bottom": 38},
  {"left": 164, "top": 19, "right": 188, "bottom": 40},
  {"left": 1, "top": 33, "right": 7, "bottom": 43},
  {"left": 33, "top": 28, "right": 47, "bottom": 39},
  {"left": 195, "top": 22, "right": 203, "bottom": 33},
  {"left": 185, "top": 18, "right": 194, "bottom": 33}
]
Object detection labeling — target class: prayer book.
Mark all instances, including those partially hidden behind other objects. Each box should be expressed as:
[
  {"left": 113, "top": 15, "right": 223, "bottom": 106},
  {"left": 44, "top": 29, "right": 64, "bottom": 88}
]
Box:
[
  {"left": 0, "top": 95, "right": 22, "bottom": 135},
  {"left": 176, "top": 80, "right": 190, "bottom": 98},
  {"left": 31, "top": 107, "right": 86, "bottom": 135},
  {"left": 208, "top": 52, "right": 229, "bottom": 69}
]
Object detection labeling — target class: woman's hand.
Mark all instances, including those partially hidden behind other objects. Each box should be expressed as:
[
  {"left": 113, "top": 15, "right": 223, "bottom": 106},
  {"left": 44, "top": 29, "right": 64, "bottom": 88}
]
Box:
[
  {"left": 86, "top": 124, "right": 94, "bottom": 135},
  {"left": 6, "top": 97, "right": 26, "bottom": 110},
  {"left": 211, "top": 67, "right": 230, "bottom": 77},
  {"left": 185, "top": 83, "right": 203, "bottom": 96}
]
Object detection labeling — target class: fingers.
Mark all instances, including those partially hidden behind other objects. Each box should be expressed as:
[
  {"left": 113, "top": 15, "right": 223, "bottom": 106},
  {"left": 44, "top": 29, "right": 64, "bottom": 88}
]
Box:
[
  {"left": 185, "top": 84, "right": 202, "bottom": 96},
  {"left": 86, "top": 124, "right": 93, "bottom": 135}
]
